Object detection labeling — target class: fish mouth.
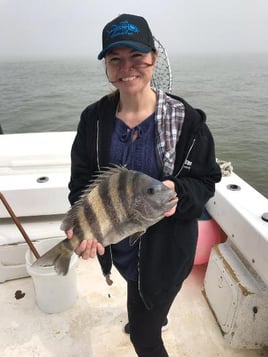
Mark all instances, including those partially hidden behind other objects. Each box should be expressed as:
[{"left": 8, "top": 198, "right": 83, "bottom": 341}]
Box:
[{"left": 165, "top": 193, "right": 178, "bottom": 209}]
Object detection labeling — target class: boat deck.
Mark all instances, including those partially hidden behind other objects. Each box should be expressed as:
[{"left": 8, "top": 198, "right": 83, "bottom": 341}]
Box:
[{"left": 0, "top": 258, "right": 267, "bottom": 357}]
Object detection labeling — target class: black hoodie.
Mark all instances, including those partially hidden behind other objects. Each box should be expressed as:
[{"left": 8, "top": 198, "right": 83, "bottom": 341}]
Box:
[{"left": 68, "top": 92, "right": 221, "bottom": 309}]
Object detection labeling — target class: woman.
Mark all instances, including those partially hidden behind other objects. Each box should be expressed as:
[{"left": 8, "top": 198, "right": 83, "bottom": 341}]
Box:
[{"left": 68, "top": 13, "right": 221, "bottom": 357}]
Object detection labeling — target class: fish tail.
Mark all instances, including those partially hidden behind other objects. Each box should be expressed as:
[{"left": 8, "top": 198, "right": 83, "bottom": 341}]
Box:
[{"left": 32, "top": 238, "right": 75, "bottom": 276}]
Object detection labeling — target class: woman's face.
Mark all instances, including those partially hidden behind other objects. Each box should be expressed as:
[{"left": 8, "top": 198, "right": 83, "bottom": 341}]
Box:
[{"left": 105, "top": 47, "right": 157, "bottom": 94}]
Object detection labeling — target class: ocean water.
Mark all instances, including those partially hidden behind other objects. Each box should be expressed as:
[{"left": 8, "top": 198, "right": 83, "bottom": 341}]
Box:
[{"left": 0, "top": 54, "right": 267, "bottom": 198}]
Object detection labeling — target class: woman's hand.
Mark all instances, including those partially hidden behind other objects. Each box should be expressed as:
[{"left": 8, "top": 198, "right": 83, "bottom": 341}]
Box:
[
  {"left": 66, "top": 229, "right": 105, "bottom": 259},
  {"left": 162, "top": 180, "right": 178, "bottom": 217}
]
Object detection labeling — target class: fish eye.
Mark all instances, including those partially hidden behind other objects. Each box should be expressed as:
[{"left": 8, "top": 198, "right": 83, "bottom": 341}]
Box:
[{"left": 147, "top": 187, "right": 155, "bottom": 195}]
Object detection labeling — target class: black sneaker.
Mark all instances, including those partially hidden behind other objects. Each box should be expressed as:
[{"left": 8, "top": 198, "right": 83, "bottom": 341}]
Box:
[{"left": 124, "top": 317, "right": 168, "bottom": 334}]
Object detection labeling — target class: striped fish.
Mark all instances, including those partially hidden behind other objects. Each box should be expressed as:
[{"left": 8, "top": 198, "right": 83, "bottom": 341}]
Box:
[{"left": 32, "top": 166, "right": 178, "bottom": 275}]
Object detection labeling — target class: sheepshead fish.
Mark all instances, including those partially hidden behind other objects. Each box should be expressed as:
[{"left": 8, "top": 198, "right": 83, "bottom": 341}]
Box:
[{"left": 32, "top": 166, "right": 178, "bottom": 275}]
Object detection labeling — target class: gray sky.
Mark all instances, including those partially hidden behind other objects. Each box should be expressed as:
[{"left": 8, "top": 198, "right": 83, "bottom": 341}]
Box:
[{"left": 1, "top": 0, "right": 268, "bottom": 59}]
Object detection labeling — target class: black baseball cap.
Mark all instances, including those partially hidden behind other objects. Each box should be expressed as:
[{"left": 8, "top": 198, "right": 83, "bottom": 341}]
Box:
[{"left": 97, "top": 14, "right": 156, "bottom": 60}]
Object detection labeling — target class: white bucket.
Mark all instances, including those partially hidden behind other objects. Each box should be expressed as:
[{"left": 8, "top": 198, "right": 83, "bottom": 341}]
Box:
[{"left": 25, "top": 238, "right": 78, "bottom": 314}]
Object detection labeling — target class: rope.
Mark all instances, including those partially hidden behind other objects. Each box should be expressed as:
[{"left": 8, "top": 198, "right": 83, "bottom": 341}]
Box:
[{"left": 216, "top": 159, "right": 233, "bottom": 177}]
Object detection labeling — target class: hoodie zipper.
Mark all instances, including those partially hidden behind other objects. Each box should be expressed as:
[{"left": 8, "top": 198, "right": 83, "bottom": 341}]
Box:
[
  {"left": 96, "top": 119, "right": 101, "bottom": 171},
  {"left": 97, "top": 111, "right": 151, "bottom": 309},
  {"left": 137, "top": 238, "right": 152, "bottom": 310},
  {"left": 137, "top": 136, "right": 197, "bottom": 309}
]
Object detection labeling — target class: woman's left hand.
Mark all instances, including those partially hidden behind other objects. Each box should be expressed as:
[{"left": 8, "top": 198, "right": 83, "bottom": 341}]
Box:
[
  {"left": 66, "top": 229, "right": 105, "bottom": 258},
  {"left": 162, "top": 180, "right": 178, "bottom": 217}
]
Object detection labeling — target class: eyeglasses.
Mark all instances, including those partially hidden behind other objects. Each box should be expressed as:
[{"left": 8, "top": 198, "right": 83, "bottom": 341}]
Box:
[{"left": 105, "top": 53, "right": 154, "bottom": 69}]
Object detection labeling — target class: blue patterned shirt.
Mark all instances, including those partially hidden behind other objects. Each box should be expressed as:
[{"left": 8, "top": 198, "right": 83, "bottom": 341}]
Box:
[{"left": 109, "top": 113, "right": 161, "bottom": 280}]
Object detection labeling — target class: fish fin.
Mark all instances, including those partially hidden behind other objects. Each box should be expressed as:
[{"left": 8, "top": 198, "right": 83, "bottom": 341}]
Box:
[
  {"left": 60, "top": 209, "right": 76, "bottom": 231},
  {"left": 105, "top": 274, "right": 113, "bottom": 286},
  {"left": 60, "top": 215, "right": 72, "bottom": 231},
  {"left": 129, "top": 231, "right": 145, "bottom": 246},
  {"left": 78, "top": 165, "right": 128, "bottom": 201},
  {"left": 32, "top": 238, "right": 74, "bottom": 276}
]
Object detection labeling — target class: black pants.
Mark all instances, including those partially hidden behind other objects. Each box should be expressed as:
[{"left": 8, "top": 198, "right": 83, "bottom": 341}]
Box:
[{"left": 127, "top": 280, "right": 176, "bottom": 357}]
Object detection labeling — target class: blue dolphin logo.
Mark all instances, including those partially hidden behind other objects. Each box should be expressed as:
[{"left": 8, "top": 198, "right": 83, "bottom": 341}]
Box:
[{"left": 107, "top": 20, "right": 140, "bottom": 39}]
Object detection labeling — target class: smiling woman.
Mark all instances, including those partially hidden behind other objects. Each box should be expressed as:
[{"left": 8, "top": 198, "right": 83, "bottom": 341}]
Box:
[{"left": 65, "top": 13, "right": 221, "bottom": 357}]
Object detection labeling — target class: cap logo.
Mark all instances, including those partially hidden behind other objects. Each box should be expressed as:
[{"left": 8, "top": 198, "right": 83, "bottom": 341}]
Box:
[{"left": 106, "top": 20, "right": 140, "bottom": 39}]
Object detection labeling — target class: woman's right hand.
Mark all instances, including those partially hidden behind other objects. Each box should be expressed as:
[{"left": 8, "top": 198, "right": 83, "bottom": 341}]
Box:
[{"left": 66, "top": 229, "right": 105, "bottom": 259}]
